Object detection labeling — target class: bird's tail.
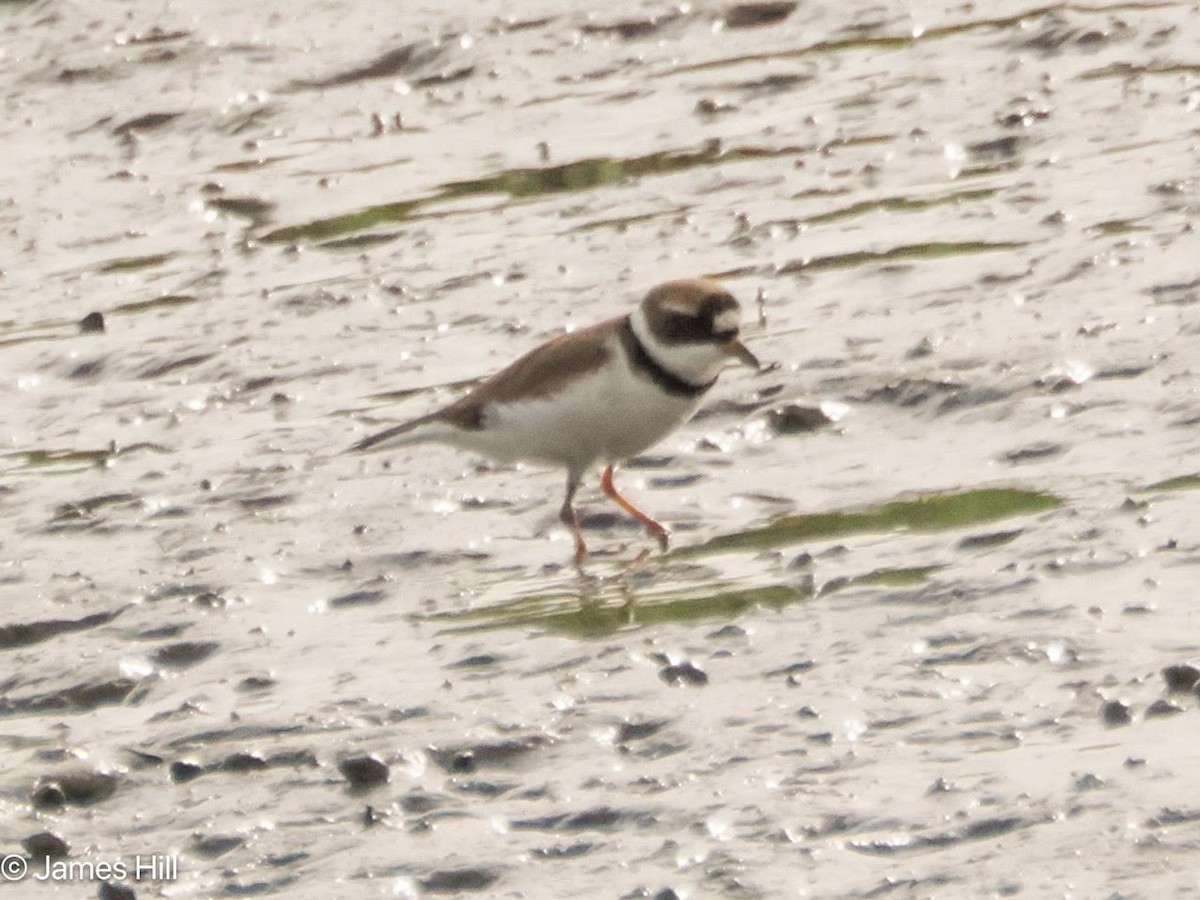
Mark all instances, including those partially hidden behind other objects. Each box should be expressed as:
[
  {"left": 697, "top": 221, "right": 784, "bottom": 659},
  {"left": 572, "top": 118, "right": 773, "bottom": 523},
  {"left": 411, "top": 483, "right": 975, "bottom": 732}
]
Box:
[{"left": 348, "top": 412, "right": 453, "bottom": 453}]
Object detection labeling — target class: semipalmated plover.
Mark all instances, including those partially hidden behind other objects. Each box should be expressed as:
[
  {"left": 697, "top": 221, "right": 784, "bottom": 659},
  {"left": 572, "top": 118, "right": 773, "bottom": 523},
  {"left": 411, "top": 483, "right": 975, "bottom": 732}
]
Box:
[{"left": 351, "top": 278, "right": 760, "bottom": 564}]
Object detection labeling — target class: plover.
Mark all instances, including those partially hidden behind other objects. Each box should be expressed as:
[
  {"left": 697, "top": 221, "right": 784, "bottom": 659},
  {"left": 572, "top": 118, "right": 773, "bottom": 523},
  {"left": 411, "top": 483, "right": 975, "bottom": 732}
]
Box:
[{"left": 351, "top": 278, "right": 760, "bottom": 564}]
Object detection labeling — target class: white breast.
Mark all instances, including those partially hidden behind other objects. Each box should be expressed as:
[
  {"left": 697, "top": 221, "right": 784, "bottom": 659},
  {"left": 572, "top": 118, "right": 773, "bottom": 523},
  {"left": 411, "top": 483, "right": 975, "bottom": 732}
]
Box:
[{"left": 463, "top": 333, "right": 704, "bottom": 475}]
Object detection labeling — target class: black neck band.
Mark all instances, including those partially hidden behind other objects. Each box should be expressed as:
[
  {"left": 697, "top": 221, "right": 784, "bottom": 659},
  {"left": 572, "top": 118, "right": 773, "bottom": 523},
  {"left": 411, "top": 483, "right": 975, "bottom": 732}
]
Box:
[{"left": 618, "top": 317, "right": 715, "bottom": 399}]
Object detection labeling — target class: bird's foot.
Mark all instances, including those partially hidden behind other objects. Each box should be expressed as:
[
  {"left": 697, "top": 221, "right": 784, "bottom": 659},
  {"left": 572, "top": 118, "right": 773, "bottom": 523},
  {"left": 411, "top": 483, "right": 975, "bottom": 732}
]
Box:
[{"left": 648, "top": 523, "right": 670, "bottom": 554}]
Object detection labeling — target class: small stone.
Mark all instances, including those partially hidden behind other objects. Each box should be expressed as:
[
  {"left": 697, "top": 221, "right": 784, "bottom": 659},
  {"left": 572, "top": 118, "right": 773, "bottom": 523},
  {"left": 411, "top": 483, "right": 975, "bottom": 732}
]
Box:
[
  {"left": 1145, "top": 699, "right": 1184, "bottom": 719},
  {"left": 153, "top": 641, "right": 219, "bottom": 668},
  {"left": 926, "top": 777, "right": 954, "bottom": 794},
  {"left": 694, "top": 97, "right": 737, "bottom": 116},
  {"left": 170, "top": 760, "right": 204, "bottom": 783},
  {"left": 420, "top": 867, "right": 501, "bottom": 894},
  {"left": 32, "top": 782, "right": 67, "bottom": 809},
  {"left": 329, "top": 589, "right": 386, "bottom": 608},
  {"left": 905, "top": 335, "right": 941, "bottom": 358},
  {"left": 22, "top": 831, "right": 69, "bottom": 860},
  {"left": 79, "top": 312, "right": 106, "bottom": 334},
  {"left": 34, "top": 769, "right": 118, "bottom": 807},
  {"left": 192, "top": 834, "right": 243, "bottom": 859},
  {"left": 1100, "top": 699, "right": 1132, "bottom": 726},
  {"left": 99, "top": 882, "right": 138, "bottom": 900},
  {"left": 236, "top": 674, "right": 276, "bottom": 692},
  {"left": 450, "top": 750, "right": 475, "bottom": 773},
  {"left": 659, "top": 662, "right": 708, "bottom": 686},
  {"left": 339, "top": 754, "right": 390, "bottom": 788},
  {"left": 617, "top": 720, "right": 668, "bottom": 743},
  {"left": 1161, "top": 663, "right": 1200, "bottom": 693},
  {"left": 765, "top": 404, "right": 832, "bottom": 435},
  {"left": 400, "top": 793, "right": 440, "bottom": 814},
  {"left": 722, "top": 1, "right": 797, "bottom": 29},
  {"left": 220, "top": 752, "right": 267, "bottom": 772}
]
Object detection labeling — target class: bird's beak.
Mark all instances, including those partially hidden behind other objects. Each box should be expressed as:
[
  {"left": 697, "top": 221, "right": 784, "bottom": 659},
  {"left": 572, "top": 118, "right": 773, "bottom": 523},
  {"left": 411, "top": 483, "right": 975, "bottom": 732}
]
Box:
[{"left": 724, "top": 338, "right": 761, "bottom": 370}]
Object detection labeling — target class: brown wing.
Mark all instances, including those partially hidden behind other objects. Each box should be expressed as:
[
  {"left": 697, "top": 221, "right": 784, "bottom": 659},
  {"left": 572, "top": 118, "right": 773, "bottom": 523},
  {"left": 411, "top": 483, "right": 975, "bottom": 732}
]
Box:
[{"left": 435, "top": 316, "right": 620, "bottom": 430}]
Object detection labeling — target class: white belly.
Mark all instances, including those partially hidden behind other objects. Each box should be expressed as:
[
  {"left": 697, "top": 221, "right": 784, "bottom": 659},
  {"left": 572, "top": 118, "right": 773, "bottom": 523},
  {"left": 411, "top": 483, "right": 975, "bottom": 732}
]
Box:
[{"left": 461, "top": 358, "right": 703, "bottom": 474}]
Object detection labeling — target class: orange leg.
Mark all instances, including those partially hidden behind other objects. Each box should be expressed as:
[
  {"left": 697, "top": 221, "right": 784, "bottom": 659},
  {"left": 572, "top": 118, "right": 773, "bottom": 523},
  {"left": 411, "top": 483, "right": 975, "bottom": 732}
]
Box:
[
  {"left": 601, "top": 465, "right": 670, "bottom": 553},
  {"left": 560, "top": 473, "right": 588, "bottom": 567}
]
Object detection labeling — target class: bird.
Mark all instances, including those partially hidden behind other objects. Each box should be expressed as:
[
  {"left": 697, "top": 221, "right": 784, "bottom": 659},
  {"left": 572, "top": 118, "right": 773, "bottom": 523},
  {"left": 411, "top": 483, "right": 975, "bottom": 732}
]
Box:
[{"left": 350, "top": 278, "right": 760, "bottom": 564}]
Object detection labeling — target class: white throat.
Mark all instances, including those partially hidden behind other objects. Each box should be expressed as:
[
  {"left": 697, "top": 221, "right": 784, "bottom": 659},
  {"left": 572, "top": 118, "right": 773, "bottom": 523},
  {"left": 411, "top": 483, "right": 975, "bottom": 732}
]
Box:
[{"left": 629, "top": 307, "right": 729, "bottom": 387}]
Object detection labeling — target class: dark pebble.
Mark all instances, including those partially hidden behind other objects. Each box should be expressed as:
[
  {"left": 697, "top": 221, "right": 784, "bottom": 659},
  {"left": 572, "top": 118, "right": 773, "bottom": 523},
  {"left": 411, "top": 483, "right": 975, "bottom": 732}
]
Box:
[
  {"left": 766, "top": 660, "right": 815, "bottom": 677},
  {"left": 450, "top": 750, "right": 475, "bottom": 773},
  {"left": 659, "top": 662, "right": 708, "bottom": 686},
  {"left": 1145, "top": 699, "right": 1185, "bottom": 719},
  {"left": 400, "top": 792, "right": 441, "bottom": 814},
  {"left": 34, "top": 769, "right": 118, "bottom": 807},
  {"left": 69, "top": 358, "right": 106, "bottom": 379},
  {"left": 32, "top": 782, "right": 67, "bottom": 808},
  {"left": 220, "top": 752, "right": 267, "bottom": 772},
  {"left": 1101, "top": 699, "right": 1132, "bottom": 726},
  {"left": 927, "top": 777, "right": 954, "bottom": 794},
  {"left": 329, "top": 589, "right": 386, "bottom": 608},
  {"left": 153, "top": 640, "right": 219, "bottom": 668},
  {"left": 339, "top": 754, "right": 390, "bottom": 788},
  {"left": 79, "top": 311, "right": 106, "bottom": 334},
  {"left": 170, "top": 760, "right": 205, "bottom": 783},
  {"left": 192, "top": 834, "right": 244, "bottom": 858},
  {"left": 653, "top": 889, "right": 682, "bottom": 900},
  {"left": 99, "top": 882, "right": 137, "bottom": 900},
  {"left": 617, "top": 720, "right": 669, "bottom": 743},
  {"left": 723, "top": 1, "right": 796, "bottom": 29},
  {"left": 236, "top": 674, "right": 277, "bottom": 692},
  {"left": 1161, "top": 663, "right": 1200, "bottom": 693},
  {"left": 765, "top": 403, "right": 833, "bottom": 435},
  {"left": 22, "top": 831, "right": 69, "bottom": 859},
  {"left": 420, "top": 867, "right": 501, "bottom": 894}
]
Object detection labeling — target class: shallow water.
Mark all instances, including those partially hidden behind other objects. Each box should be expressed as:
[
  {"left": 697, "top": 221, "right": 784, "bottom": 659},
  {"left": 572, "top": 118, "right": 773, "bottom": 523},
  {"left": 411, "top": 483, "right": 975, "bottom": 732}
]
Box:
[{"left": 2, "top": 0, "right": 1200, "bottom": 897}]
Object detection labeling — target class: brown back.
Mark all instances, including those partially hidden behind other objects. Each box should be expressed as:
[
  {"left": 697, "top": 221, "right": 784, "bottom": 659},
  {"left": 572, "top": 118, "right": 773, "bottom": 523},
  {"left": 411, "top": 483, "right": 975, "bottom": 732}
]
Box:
[{"left": 436, "top": 317, "right": 619, "bottom": 430}]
